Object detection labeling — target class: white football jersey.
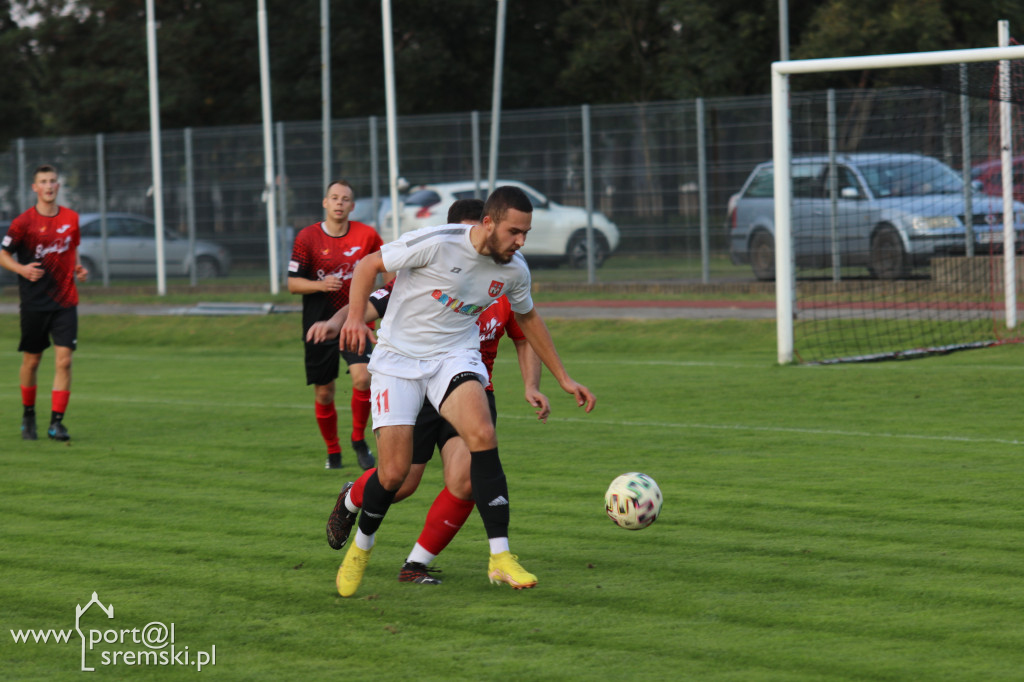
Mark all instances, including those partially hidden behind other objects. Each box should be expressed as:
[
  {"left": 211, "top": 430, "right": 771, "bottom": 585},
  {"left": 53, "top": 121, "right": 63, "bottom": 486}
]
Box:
[{"left": 376, "top": 223, "right": 533, "bottom": 359}]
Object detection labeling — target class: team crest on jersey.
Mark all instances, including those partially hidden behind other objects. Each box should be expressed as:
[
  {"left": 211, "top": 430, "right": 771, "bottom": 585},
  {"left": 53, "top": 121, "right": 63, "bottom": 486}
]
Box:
[
  {"left": 321, "top": 248, "right": 330, "bottom": 255},
  {"left": 488, "top": 280, "right": 504, "bottom": 297}
]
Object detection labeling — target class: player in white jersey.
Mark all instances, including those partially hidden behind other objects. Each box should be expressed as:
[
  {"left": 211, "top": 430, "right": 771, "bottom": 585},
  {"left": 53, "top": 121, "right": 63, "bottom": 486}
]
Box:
[{"left": 334, "top": 185, "right": 596, "bottom": 597}]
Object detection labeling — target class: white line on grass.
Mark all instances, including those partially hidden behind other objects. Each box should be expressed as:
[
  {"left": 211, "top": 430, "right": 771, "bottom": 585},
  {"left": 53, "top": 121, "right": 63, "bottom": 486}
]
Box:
[{"left": 74, "top": 392, "right": 1024, "bottom": 447}]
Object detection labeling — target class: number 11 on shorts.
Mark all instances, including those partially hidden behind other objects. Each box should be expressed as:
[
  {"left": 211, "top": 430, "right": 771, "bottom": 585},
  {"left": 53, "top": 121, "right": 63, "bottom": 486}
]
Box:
[{"left": 375, "top": 389, "right": 390, "bottom": 414}]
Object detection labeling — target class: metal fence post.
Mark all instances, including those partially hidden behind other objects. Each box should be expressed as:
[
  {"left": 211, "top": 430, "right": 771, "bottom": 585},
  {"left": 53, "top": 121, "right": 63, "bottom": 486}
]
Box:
[
  {"left": 472, "top": 110, "right": 482, "bottom": 198},
  {"left": 582, "top": 103, "right": 596, "bottom": 283},
  {"left": 96, "top": 133, "right": 110, "bottom": 287},
  {"left": 275, "top": 121, "right": 287, "bottom": 285},
  {"left": 16, "top": 138, "right": 26, "bottom": 213},
  {"left": 828, "top": 89, "right": 841, "bottom": 282},
  {"left": 185, "top": 127, "right": 198, "bottom": 287},
  {"left": 697, "top": 97, "right": 710, "bottom": 283}
]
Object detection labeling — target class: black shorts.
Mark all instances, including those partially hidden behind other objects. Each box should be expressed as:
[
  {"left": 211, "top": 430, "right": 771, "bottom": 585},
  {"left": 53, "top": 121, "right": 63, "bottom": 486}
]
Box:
[
  {"left": 19, "top": 307, "right": 78, "bottom": 354},
  {"left": 304, "top": 340, "right": 371, "bottom": 386},
  {"left": 412, "top": 390, "right": 497, "bottom": 465}
]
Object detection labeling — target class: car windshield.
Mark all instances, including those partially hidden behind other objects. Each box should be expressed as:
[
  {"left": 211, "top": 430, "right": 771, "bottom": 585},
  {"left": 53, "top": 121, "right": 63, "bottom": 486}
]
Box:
[{"left": 858, "top": 158, "right": 963, "bottom": 197}]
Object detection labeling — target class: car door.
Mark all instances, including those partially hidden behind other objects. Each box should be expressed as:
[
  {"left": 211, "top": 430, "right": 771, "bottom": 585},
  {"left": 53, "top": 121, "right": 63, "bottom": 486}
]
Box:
[
  {"left": 790, "top": 162, "right": 826, "bottom": 265},
  {"left": 111, "top": 217, "right": 157, "bottom": 276},
  {"left": 821, "top": 164, "right": 875, "bottom": 268}
]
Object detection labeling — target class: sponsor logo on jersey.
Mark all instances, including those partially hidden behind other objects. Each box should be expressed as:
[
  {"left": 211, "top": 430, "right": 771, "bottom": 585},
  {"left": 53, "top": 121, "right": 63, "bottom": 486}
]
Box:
[
  {"left": 57, "top": 224, "right": 71, "bottom": 234},
  {"left": 34, "top": 236, "right": 72, "bottom": 259},
  {"left": 1, "top": 235, "right": 10, "bottom": 248},
  {"left": 479, "top": 316, "right": 502, "bottom": 342},
  {"left": 488, "top": 280, "right": 504, "bottom": 297},
  {"left": 318, "top": 263, "right": 356, "bottom": 282},
  {"left": 450, "top": 267, "right": 462, "bottom": 274},
  {"left": 288, "top": 260, "right": 299, "bottom": 273},
  {"left": 431, "top": 289, "right": 485, "bottom": 316},
  {"left": 343, "top": 246, "right": 362, "bottom": 257}
]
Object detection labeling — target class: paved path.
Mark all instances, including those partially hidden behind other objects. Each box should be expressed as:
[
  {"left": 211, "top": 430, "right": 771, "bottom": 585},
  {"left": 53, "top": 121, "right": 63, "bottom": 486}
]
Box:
[{"left": 0, "top": 300, "right": 776, "bottom": 320}]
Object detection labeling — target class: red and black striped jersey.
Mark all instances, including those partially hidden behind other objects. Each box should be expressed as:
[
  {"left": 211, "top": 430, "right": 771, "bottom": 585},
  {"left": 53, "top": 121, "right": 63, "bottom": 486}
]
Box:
[
  {"left": 1, "top": 206, "right": 80, "bottom": 310},
  {"left": 288, "top": 220, "right": 383, "bottom": 332}
]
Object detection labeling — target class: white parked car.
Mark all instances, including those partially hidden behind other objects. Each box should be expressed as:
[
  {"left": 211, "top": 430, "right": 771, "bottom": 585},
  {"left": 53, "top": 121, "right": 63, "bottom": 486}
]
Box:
[{"left": 387, "top": 180, "right": 620, "bottom": 268}]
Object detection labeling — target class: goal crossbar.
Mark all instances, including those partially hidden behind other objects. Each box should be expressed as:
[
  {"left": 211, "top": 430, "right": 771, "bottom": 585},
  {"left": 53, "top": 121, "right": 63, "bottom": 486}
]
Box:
[{"left": 771, "top": 45, "right": 1024, "bottom": 364}]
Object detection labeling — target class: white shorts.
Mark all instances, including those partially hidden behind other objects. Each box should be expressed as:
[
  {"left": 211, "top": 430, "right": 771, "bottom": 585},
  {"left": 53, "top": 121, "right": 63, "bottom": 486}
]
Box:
[{"left": 367, "top": 347, "right": 488, "bottom": 428}]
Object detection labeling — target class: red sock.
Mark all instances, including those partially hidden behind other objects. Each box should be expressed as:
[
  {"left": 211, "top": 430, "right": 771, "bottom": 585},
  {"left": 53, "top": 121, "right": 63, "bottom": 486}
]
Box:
[
  {"left": 21, "top": 385, "right": 37, "bottom": 408},
  {"left": 349, "top": 468, "right": 375, "bottom": 508},
  {"left": 351, "top": 388, "right": 371, "bottom": 441},
  {"left": 314, "top": 401, "right": 340, "bottom": 455},
  {"left": 417, "top": 487, "right": 476, "bottom": 556},
  {"left": 51, "top": 390, "right": 70, "bottom": 414}
]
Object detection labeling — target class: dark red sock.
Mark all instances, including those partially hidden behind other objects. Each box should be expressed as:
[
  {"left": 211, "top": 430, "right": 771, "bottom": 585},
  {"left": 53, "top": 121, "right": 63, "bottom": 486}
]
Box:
[
  {"left": 51, "top": 390, "right": 70, "bottom": 414},
  {"left": 351, "top": 388, "right": 371, "bottom": 441},
  {"left": 417, "top": 487, "right": 476, "bottom": 555},
  {"left": 349, "top": 468, "right": 375, "bottom": 508},
  {"left": 21, "top": 385, "right": 37, "bottom": 409},
  {"left": 314, "top": 401, "right": 340, "bottom": 455}
]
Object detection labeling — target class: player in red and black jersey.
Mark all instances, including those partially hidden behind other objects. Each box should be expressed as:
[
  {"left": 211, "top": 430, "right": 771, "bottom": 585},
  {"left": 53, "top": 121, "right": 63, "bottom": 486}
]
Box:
[
  {"left": 0, "top": 164, "right": 88, "bottom": 442},
  {"left": 288, "top": 180, "right": 384, "bottom": 471}
]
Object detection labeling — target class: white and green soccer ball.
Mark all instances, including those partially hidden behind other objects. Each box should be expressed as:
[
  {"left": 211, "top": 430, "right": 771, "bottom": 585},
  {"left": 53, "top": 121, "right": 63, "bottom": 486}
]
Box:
[{"left": 604, "top": 472, "right": 663, "bottom": 530}]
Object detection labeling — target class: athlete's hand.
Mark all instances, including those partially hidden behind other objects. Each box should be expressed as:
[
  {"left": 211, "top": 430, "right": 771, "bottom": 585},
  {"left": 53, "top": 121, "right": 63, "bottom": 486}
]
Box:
[
  {"left": 75, "top": 263, "right": 88, "bottom": 282},
  {"left": 321, "top": 276, "right": 343, "bottom": 292},
  {"left": 341, "top": 315, "right": 377, "bottom": 355},
  {"left": 559, "top": 378, "right": 596, "bottom": 413},
  {"left": 306, "top": 319, "right": 341, "bottom": 344},
  {"left": 21, "top": 262, "right": 43, "bottom": 282},
  {"left": 525, "top": 389, "right": 551, "bottom": 423}
]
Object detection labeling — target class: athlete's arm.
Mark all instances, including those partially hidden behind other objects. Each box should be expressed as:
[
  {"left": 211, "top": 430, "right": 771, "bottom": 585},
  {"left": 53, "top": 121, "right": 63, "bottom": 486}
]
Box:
[
  {"left": 341, "top": 251, "right": 389, "bottom": 355},
  {"left": 513, "top": 307, "right": 596, "bottom": 413},
  {"left": 306, "top": 302, "right": 381, "bottom": 343},
  {"left": 287, "top": 275, "right": 343, "bottom": 295},
  {"left": 0, "top": 249, "right": 43, "bottom": 281},
  {"left": 512, "top": 337, "right": 550, "bottom": 422}
]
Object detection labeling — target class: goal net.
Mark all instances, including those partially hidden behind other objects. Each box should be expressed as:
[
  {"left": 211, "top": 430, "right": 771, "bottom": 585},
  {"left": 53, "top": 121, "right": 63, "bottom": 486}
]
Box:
[{"left": 770, "top": 43, "right": 1024, "bottom": 364}]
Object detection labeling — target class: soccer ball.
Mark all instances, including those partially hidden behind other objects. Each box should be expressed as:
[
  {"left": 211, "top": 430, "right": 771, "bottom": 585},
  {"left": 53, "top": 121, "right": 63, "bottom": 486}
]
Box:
[{"left": 604, "top": 472, "right": 663, "bottom": 530}]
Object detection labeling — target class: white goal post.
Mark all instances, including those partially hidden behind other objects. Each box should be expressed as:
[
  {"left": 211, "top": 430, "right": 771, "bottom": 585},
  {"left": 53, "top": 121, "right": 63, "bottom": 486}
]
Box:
[{"left": 772, "top": 43, "right": 1024, "bottom": 364}]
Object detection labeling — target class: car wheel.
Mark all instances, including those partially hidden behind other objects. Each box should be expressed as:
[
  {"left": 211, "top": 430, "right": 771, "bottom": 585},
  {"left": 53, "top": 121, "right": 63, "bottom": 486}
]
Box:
[
  {"left": 749, "top": 231, "right": 775, "bottom": 281},
  {"left": 566, "top": 231, "right": 609, "bottom": 269},
  {"left": 194, "top": 256, "right": 219, "bottom": 280},
  {"left": 79, "top": 256, "right": 97, "bottom": 280},
  {"left": 869, "top": 225, "right": 907, "bottom": 279}
]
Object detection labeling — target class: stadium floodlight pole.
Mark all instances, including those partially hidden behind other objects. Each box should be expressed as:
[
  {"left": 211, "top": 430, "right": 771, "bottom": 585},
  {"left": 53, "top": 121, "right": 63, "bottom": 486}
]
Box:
[
  {"left": 487, "top": 0, "right": 507, "bottom": 194},
  {"left": 999, "top": 20, "right": 1016, "bottom": 329},
  {"left": 382, "top": 0, "right": 401, "bottom": 242},
  {"left": 145, "top": 0, "right": 167, "bottom": 296},
  {"left": 321, "top": 0, "right": 331, "bottom": 191},
  {"left": 258, "top": 0, "right": 280, "bottom": 295},
  {"left": 772, "top": 43, "right": 1024, "bottom": 363}
]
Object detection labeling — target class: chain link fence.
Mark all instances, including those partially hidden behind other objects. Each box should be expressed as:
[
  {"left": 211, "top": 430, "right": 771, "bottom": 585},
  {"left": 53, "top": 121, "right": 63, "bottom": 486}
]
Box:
[{"left": 0, "top": 88, "right": 984, "bottom": 288}]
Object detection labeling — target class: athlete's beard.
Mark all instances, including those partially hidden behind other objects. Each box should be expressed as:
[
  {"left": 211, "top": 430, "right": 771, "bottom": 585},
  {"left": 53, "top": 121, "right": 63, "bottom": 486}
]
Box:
[{"left": 486, "top": 231, "right": 514, "bottom": 264}]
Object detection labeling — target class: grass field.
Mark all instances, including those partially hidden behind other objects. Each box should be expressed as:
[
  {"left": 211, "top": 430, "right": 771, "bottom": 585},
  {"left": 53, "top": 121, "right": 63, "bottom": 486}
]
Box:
[{"left": 3, "top": 313, "right": 1024, "bottom": 680}]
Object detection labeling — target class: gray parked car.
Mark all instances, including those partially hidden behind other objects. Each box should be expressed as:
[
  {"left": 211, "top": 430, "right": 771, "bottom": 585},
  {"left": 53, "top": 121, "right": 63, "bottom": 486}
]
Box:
[
  {"left": 78, "top": 213, "right": 231, "bottom": 279},
  {"left": 728, "top": 153, "right": 1024, "bottom": 280}
]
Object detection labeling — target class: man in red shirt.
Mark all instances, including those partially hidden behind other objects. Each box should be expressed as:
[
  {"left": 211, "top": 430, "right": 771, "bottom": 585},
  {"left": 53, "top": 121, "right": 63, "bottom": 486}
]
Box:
[
  {"left": 0, "top": 164, "right": 88, "bottom": 441},
  {"left": 288, "top": 180, "right": 383, "bottom": 471}
]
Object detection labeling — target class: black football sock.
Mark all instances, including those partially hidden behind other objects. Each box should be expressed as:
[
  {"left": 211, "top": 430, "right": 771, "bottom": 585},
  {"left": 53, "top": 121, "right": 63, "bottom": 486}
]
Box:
[
  {"left": 357, "top": 470, "right": 397, "bottom": 537},
  {"left": 50, "top": 411, "right": 64, "bottom": 424},
  {"left": 470, "top": 448, "right": 510, "bottom": 539}
]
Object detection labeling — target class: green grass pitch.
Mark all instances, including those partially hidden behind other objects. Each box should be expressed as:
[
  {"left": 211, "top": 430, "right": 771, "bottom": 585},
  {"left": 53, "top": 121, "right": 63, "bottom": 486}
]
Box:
[{"left": 3, "top": 313, "right": 1024, "bottom": 680}]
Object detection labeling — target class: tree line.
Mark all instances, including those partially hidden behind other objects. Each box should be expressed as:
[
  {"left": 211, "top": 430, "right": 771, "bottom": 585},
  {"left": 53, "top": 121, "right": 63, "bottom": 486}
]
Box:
[{"left": 0, "top": 0, "right": 1014, "bottom": 147}]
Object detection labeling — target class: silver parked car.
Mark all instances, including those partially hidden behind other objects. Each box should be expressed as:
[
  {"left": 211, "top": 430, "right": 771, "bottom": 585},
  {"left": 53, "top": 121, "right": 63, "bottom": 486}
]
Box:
[
  {"left": 78, "top": 213, "right": 231, "bottom": 279},
  {"left": 728, "top": 153, "right": 1024, "bottom": 280}
]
